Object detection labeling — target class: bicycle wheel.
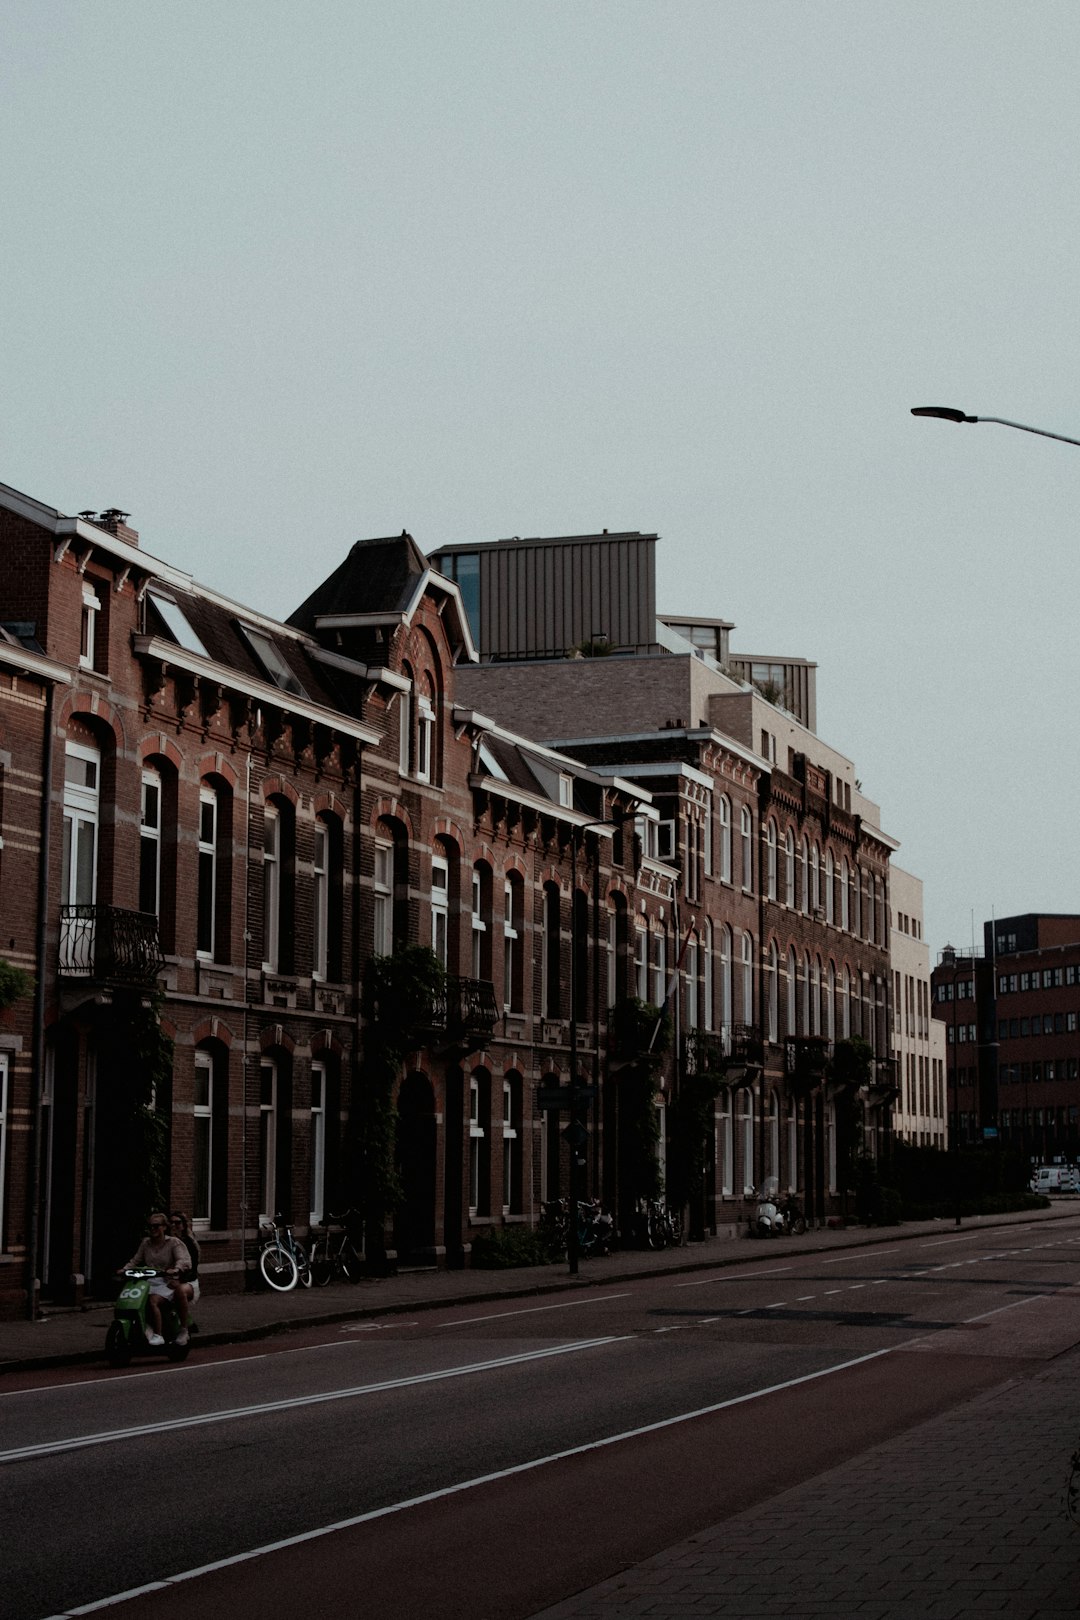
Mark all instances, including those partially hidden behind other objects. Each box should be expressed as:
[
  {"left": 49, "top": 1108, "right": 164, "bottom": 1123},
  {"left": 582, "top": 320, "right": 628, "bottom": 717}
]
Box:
[
  {"left": 310, "top": 1235, "right": 334, "bottom": 1287},
  {"left": 259, "top": 1241, "right": 298, "bottom": 1292},
  {"left": 339, "top": 1240, "right": 362, "bottom": 1282},
  {"left": 293, "top": 1241, "right": 312, "bottom": 1288}
]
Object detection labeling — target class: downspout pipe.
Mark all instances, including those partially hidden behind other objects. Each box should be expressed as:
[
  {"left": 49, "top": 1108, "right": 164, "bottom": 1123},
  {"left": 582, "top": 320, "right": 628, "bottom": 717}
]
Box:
[{"left": 26, "top": 679, "right": 57, "bottom": 1320}]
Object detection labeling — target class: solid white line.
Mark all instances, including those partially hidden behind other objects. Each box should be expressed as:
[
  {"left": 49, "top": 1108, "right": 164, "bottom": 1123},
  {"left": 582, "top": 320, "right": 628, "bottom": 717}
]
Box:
[
  {"left": 437, "top": 1293, "right": 632, "bottom": 1327},
  {"left": 676, "top": 1267, "right": 793, "bottom": 1287},
  {"left": 44, "top": 1344, "right": 901, "bottom": 1618},
  {"left": 1, "top": 1337, "right": 630, "bottom": 1466},
  {"left": 49, "top": 1282, "right": 1077, "bottom": 1618},
  {"left": 818, "top": 1248, "right": 902, "bottom": 1264}
]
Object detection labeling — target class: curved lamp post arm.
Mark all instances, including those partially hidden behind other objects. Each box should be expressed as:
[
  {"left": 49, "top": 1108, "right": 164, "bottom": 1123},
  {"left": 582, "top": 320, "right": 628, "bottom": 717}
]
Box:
[{"left": 912, "top": 406, "right": 1080, "bottom": 450}]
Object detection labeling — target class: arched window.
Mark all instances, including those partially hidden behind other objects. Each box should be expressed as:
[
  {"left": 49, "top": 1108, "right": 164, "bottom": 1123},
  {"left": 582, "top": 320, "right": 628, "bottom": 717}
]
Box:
[
  {"left": 741, "top": 932, "right": 754, "bottom": 1024},
  {"left": 840, "top": 857, "right": 850, "bottom": 932},
  {"left": 469, "top": 1070, "right": 490, "bottom": 1214},
  {"left": 472, "top": 862, "right": 493, "bottom": 980},
  {"left": 651, "top": 923, "right": 667, "bottom": 1008},
  {"left": 825, "top": 850, "right": 835, "bottom": 925},
  {"left": 262, "top": 794, "right": 295, "bottom": 974},
  {"left": 542, "top": 881, "right": 561, "bottom": 1017},
  {"left": 431, "top": 849, "right": 450, "bottom": 967},
  {"left": 810, "top": 842, "right": 821, "bottom": 914},
  {"left": 787, "top": 1099, "right": 799, "bottom": 1192},
  {"left": 685, "top": 933, "right": 699, "bottom": 1029},
  {"left": 740, "top": 807, "right": 753, "bottom": 892},
  {"left": 784, "top": 829, "right": 795, "bottom": 908},
  {"left": 827, "top": 961, "right": 836, "bottom": 1040},
  {"left": 786, "top": 947, "right": 797, "bottom": 1037},
  {"left": 718, "top": 925, "right": 732, "bottom": 1035},
  {"left": 801, "top": 950, "right": 812, "bottom": 1035},
  {"left": 702, "top": 919, "right": 714, "bottom": 1031},
  {"left": 800, "top": 836, "right": 810, "bottom": 914},
  {"left": 765, "top": 821, "right": 778, "bottom": 901},
  {"left": 811, "top": 955, "right": 822, "bottom": 1035},
  {"left": 766, "top": 941, "right": 779, "bottom": 1043},
  {"left": 719, "top": 1090, "right": 734, "bottom": 1195},
  {"left": 502, "top": 1075, "right": 522, "bottom": 1215},
  {"left": 740, "top": 1090, "right": 755, "bottom": 1194},
  {"left": 768, "top": 1092, "right": 780, "bottom": 1182},
  {"left": 718, "top": 796, "right": 732, "bottom": 883},
  {"left": 139, "top": 756, "right": 179, "bottom": 952},
  {"left": 503, "top": 873, "right": 524, "bottom": 1012},
  {"left": 416, "top": 673, "right": 436, "bottom": 785},
  {"left": 198, "top": 776, "right": 232, "bottom": 963},
  {"left": 634, "top": 924, "right": 648, "bottom": 999}
]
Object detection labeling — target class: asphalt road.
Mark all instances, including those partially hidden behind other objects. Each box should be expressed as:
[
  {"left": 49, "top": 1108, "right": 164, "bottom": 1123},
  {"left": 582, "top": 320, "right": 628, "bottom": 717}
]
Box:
[{"left": 8, "top": 1215, "right": 1080, "bottom": 1620}]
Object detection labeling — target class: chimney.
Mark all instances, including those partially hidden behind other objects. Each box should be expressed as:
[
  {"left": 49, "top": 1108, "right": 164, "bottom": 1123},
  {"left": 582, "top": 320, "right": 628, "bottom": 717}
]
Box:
[{"left": 96, "top": 508, "right": 139, "bottom": 546}]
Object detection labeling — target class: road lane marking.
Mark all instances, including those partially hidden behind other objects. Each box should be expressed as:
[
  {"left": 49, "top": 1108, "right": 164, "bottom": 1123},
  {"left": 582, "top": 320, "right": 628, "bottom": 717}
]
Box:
[
  {"left": 45, "top": 1284, "right": 1076, "bottom": 1618},
  {"left": 438, "top": 1293, "right": 633, "bottom": 1327},
  {"left": 41, "top": 1343, "right": 908, "bottom": 1618},
  {"left": 819, "top": 1249, "right": 903, "bottom": 1264},
  {"left": 0, "top": 1337, "right": 632, "bottom": 1466},
  {"left": 676, "top": 1267, "right": 793, "bottom": 1287}
]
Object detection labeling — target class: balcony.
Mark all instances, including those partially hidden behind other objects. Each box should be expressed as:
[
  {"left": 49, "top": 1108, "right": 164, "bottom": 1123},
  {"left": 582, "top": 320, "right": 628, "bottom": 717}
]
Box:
[
  {"left": 783, "top": 1034, "right": 831, "bottom": 1093},
  {"left": 59, "top": 905, "right": 165, "bottom": 987},
  {"left": 425, "top": 975, "right": 500, "bottom": 1053}
]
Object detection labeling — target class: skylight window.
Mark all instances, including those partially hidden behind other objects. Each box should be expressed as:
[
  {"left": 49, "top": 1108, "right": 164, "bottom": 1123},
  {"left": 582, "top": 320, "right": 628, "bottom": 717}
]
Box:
[
  {"left": 478, "top": 742, "right": 509, "bottom": 781},
  {"left": 237, "top": 623, "right": 308, "bottom": 697},
  {"left": 147, "top": 591, "right": 209, "bottom": 657}
]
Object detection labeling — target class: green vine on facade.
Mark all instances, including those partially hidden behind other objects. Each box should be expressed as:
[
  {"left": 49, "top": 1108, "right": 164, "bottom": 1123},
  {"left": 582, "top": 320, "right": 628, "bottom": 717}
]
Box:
[
  {"left": 95, "top": 990, "right": 173, "bottom": 1270},
  {"left": 0, "top": 958, "right": 34, "bottom": 1012}
]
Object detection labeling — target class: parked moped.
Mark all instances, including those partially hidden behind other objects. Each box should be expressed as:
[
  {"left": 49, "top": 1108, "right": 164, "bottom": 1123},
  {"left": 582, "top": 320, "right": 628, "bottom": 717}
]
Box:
[
  {"left": 105, "top": 1268, "right": 194, "bottom": 1367},
  {"left": 750, "top": 1179, "right": 807, "bottom": 1238}
]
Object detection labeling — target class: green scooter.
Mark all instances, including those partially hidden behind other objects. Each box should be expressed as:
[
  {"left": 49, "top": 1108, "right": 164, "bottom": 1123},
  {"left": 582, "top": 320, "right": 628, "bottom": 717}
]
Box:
[{"left": 105, "top": 1268, "right": 194, "bottom": 1367}]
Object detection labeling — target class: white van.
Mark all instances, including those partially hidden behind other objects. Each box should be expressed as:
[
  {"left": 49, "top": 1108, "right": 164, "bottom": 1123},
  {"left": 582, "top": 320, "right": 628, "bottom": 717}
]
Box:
[{"left": 1032, "top": 1166, "right": 1078, "bottom": 1194}]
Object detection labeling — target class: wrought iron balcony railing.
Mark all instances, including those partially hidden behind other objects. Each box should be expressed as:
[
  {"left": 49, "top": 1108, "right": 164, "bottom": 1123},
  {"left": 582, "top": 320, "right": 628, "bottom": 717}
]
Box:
[
  {"left": 683, "top": 1024, "right": 765, "bottom": 1079},
  {"left": 59, "top": 904, "right": 166, "bottom": 987},
  {"left": 424, "top": 975, "right": 499, "bottom": 1050}
]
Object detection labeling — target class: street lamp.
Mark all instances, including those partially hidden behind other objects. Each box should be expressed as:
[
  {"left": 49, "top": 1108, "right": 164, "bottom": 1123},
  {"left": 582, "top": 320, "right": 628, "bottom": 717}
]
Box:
[{"left": 911, "top": 406, "right": 1080, "bottom": 450}]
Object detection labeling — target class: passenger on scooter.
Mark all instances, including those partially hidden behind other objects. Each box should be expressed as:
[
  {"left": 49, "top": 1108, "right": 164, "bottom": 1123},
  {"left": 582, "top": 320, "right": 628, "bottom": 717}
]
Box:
[
  {"left": 170, "top": 1211, "right": 199, "bottom": 1308},
  {"left": 118, "top": 1213, "right": 191, "bottom": 1347}
]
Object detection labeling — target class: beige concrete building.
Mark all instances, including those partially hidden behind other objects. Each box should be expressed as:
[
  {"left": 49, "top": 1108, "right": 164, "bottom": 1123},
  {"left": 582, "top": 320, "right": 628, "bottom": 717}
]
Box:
[{"left": 890, "top": 866, "right": 947, "bottom": 1147}]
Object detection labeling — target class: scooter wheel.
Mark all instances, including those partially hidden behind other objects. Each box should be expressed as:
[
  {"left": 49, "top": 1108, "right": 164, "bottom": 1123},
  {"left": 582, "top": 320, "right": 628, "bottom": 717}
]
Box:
[
  {"left": 165, "top": 1339, "right": 190, "bottom": 1363},
  {"left": 105, "top": 1322, "right": 132, "bottom": 1369}
]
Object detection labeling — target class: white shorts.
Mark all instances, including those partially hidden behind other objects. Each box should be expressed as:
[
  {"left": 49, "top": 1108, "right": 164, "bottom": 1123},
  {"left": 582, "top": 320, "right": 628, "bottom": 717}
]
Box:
[{"left": 148, "top": 1277, "right": 175, "bottom": 1300}]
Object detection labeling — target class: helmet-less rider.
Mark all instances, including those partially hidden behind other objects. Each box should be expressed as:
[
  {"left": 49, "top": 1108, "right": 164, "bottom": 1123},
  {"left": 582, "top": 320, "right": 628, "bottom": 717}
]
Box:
[{"left": 118, "top": 1212, "right": 192, "bottom": 1347}]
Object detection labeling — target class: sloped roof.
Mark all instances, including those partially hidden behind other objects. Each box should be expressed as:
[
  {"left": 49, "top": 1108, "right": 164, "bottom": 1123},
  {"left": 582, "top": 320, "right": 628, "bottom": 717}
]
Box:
[{"left": 287, "top": 533, "right": 429, "bottom": 631}]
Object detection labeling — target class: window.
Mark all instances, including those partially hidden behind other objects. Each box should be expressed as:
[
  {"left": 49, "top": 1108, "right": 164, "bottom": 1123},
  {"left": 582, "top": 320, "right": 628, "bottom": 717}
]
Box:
[
  {"left": 766, "top": 942, "right": 778, "bottom": 1043},
  {"left": 657, "top": 819, "right": 676, "bottom": 862},
  {"left": 635, "top": 926, "right": 648, "bottom": 999},
  {"left": 472, "top": 865, "right": 491, "bottom": 979},
  {"left": 62, "top": 742, "right": 99, "bottom": 908},
  {"left": 79, "top": 581, "right": 100, "bottom": 670},
  {"left": 259, "top": 1059, "right": 277, "bottom": 1220},
  {"left": 825, "top": 851, "right": 835, "bottom": 924},
  {"left": 810, "top": 843, "right": 821, "bottom": 913},
  {"left": 786, "top": 948, "right": 797, "bottom": 1037},
  {"left": 502, "top": 1078, "right": 519, "bottom": 1214},
  {"left": 718, "top": 796, "right": 732, "bottom": 883},
  {"left": 741, "top": 932, "right": 753, "bottom": 1024},
  {"left": 193, "top": 1051, "right": 213, "bottom": 1227},
  {"left": 398, "top": 683, "right": 412, "bottom": 775},
  {"left": 686, "top": 934, "right": 699, "bottom": 1029},
  {"left": 702, "top": 793, "right": 713, "bottom": 876},
  {"left": 237, "top": 623, "right": 308, "bottom": 697},
  {"left": 139, "top": 769, "right": 161, "bottom": 917},
  {"left": 718, "top": 926, "right": 732, "bottom": 1031},
  {"left": 740, "top": 808, "right": 753, "bottom": 892},
  {"left": 826, "top": 961, "right": 836, "bottom": 1040},
  {"left": 416, "top": 689, "right": 435, "bottom": 783},
  {"left": 719, "top": 1091, "right": 734, "bottom": 1195},
  {"left": 469, "top": 1074, "right": 486, "bottom": 1213},
  {"left": 811, "top": 956, "right": 822, "bottom": 1035},
  {"left": 503, "top": 875, "right": 523, "bottom": 1012},
  {"left": 787, "top": 1099, "right": 798, "bottom": 1193},
  {"left": 702, "top": 919, "right": 714, "bottom": 1030},
  {"left": 262, "top": 805, "right": 280, "bottom": 971},
  {"left": 542, "top": 882, "right": 561, "bottom": 1018},
  {"left": 309, "top": 1062, "right": 326, "bottom": 1225},
  {"left": 431, "top": 854, "right": 449, "bottom": 966},
  {"left": 765, "top": 822, "right": 777, "bottom": 901},
  {"left": 784, "top": 830, "right": 795, "bottom": 908},
  {"left": 800, "top": 837, "right": 810, "bottom": 914},
  {"left": 652, "top": 926, "right": 667, "bottom": 1007},
  {"left": 312, "top": 821, "right": 328, "bottom": 981},
  {"left": 197, "top": 787, "right": 217, "bottom": 959},
  {"left": 373, "top": 841, "right": 393, "bottom": 956}
]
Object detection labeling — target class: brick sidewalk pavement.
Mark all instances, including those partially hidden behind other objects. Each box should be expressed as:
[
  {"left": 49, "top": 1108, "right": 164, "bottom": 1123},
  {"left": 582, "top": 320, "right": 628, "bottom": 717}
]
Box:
[{"left": 529, "top": 1348, "right": 1080, "bottom": 1620}]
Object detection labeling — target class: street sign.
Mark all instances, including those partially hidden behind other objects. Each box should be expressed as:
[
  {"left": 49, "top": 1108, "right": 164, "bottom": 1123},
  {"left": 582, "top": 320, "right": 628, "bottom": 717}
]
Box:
[{"left": 562, "top": 1120, "right": 588, "bottom": 1148}]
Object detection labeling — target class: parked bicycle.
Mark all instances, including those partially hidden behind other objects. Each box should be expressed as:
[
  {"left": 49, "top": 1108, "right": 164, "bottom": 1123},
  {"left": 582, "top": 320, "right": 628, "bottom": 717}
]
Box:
[
  {"left": 258, "top": 1214, "right": 312, "bottom": 1291},
  {"left": 309, "top": 1209, "right": 364, "bottom": 1285},
  {"left": 637, "top": 1197, "right": 682, "bottom": 1250}
]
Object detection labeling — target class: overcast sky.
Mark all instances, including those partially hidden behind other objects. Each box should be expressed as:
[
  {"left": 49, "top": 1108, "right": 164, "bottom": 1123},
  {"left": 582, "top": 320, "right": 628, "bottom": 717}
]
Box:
[{"left": 4, "top": 1, "right": 1078, "bottom": 956}]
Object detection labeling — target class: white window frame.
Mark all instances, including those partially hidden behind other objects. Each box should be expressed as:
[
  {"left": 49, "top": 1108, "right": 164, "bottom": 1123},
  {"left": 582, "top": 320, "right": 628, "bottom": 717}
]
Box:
[
  {"left": 197, "top": 786, "right": 218, "bottom": 960},
  {"left": 718, "top": 796, "right": 732, "bottom": 884},
  {"left": 741, "top": 932, "right": 753, "bottom": 1024},
  {"left": 0, "top": 1053, "right": 8, "bottom": 1250},
  {"left": 469, "top": 1076, "right": 483, "bottom": 1213},
  {"left": 373, "top": 841, "right": 393, "bottom": 956},
  {"left": 431, "top": 854, "right": 449, "bottom": 967},
  {"left": 416, "top": 692, "right": 434, "bottom": 783},
  {"left": 193, "top": 1050, "right": 213, "bottom": 1229},
  {"left": 140, "top": 768, "right": 161, "bottom": 917},
  {"left": 79, "top": 581, "right": 100, "bottom": 670},
  {"left": 62, "top": 741, "right": 100, "bottom": 908},
  {"left": 471, "top": 867, "right": 486, "bottom": 979},
  {"left": 740, "top": 807, "right": 753, "bottom": 893},
  {"left": 312, "top": 820, "right": 328, "bottom": 981},
  {"left": 262, "top": 804, "right": 280, "bottom": 972},
  {"left": 784, "top": 830, "right": 795, "bottom": 908},
  {"left": 309, "top": 1061, "right": 326, "bottom": 1226},
  {"left": 502, "top": 1078, "right": 516, "bottom": 1214},
  {"left": 259, "top": 1058, "right": 277, "bottom": 1222}
]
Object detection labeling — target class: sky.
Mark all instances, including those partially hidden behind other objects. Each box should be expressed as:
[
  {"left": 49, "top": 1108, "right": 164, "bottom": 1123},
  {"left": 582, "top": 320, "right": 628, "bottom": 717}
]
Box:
[{"left": 3, "top": 1, "right": 1079, "bottom": 956}]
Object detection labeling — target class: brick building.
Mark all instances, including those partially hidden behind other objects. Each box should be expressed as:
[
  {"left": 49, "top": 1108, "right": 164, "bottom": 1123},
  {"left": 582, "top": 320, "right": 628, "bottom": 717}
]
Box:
[
  {"left": 933, "top": 913, "right": 1080, "bottom": 1164},
  {"left": 0, "top": 484, "right": 672, "bottom": 1317},
  {"left": 442, "top": 532, "right": 899, "bottom": 1229}
]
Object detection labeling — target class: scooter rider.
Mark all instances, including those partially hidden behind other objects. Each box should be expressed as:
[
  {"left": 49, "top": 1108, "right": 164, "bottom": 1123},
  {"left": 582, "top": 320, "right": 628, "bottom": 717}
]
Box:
[{"left": 118, "top": 1213, "right": 191, "bottom": 1347}]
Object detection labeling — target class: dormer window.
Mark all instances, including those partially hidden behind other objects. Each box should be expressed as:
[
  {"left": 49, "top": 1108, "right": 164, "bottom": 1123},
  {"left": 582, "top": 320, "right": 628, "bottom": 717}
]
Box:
[{"left": 237, "top": 623, "right": 307, "bottom": 697}]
